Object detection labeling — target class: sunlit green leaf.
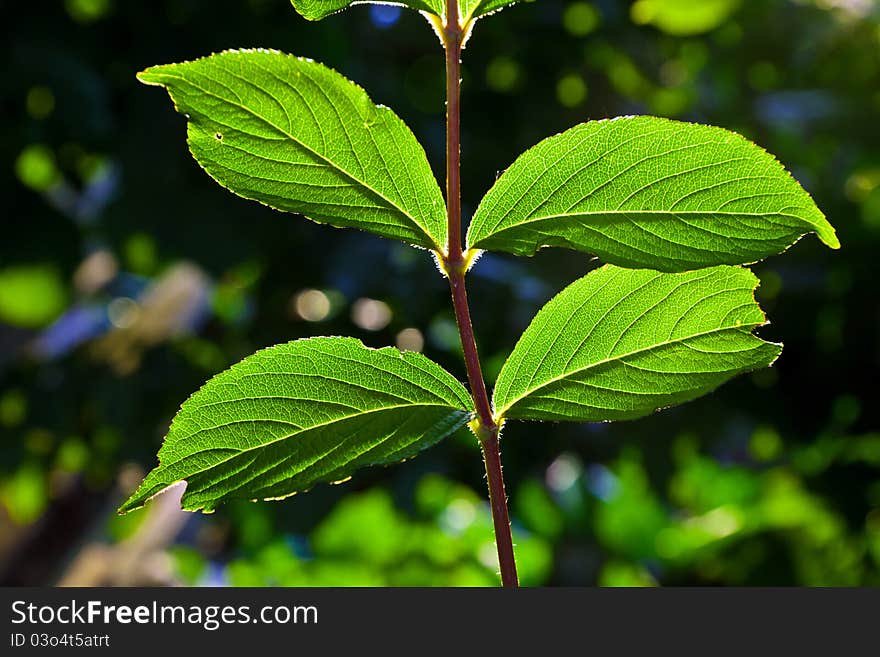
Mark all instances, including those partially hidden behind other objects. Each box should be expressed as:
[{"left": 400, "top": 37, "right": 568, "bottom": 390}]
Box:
[
  {"left": 467, "top": 116, "right": 838, "bottom": 271},
  {"left": 119, "top": 337, "right": 473, "bottom": 513},
  {"left": 291, "top": 0, "right": 443, "bottom": 21},
  {"left": 461, "top": 0, "right": 531, "bottom": 22},
  {"left": 493, "top": 265, "right": 781, "bottom": 422},
  {"left": 139, "top": 50, "right": 448, "bottom": 251},
  {"left": 289, "top": 0, "right": 528, "bottom": 23}
]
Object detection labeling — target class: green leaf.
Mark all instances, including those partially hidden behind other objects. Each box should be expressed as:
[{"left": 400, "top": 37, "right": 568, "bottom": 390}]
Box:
[
  {"left": 139, "top": 50, "right": 448, "bottom": 252},
  {"left": 290, "top": 0, "right": 443, "bottom": 22},
  {"left": 493, "top": 265, "right": 781, "bottom": 422},
  {"left": 461, "top": 0, "right": 531, "bottom": 21},
  {"left": 288, "top": 0, "right": 526, "bottom": 22},
  {"left": 119, "top": 337, "right": 473, "bottom": 513},
  {"left": 467, "top": 116, "right": 838, "bottom": 271}
]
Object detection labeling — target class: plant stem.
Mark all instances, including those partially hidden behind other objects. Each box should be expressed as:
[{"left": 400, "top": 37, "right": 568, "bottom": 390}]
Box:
[
  {"left": 447, "top": 271, "right": 493, "bottom": 427},
  {"left": 444, "top": 8, "right": 463, "bottom": 268},
  {"left": 480, "top": 429, "right": 519, "bottom": 587},
  {"left": 442, "top": 0, "right": 519, "bottom": 588}
]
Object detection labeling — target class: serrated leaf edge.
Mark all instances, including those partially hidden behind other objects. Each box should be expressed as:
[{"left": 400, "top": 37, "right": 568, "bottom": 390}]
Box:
[
  {"left": 467, "top": 116, "right": 840, "bottom": 257},
  {"left": 138, "top": 48, "right": 448, "bottom": 253},
  {"left": 492, "top": 266, "right": 782, "bottom": 423},
  {"left": 119, "top": 336, "right": 474, "bottom": 514}
]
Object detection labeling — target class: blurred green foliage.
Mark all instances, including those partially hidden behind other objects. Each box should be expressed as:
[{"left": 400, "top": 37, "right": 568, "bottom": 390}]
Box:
[
  {"left": 216, "top": 477, "right": 551, "bottom": 586},
  {"left": 1, "top": 0, "right": 878, "bottom": 586},
  {"left": 630, "top": 0, "right": 741, "bottom": 36},
  {"left": 0, "top": 265, "right": 67, "bottom": 328}
]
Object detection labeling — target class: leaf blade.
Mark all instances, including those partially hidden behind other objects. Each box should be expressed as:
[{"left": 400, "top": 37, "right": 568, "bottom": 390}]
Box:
[
  {"left": 120, "top": 337, "right": 473, "bottom": 513},
  {"left": 461, "top": 0, "right": 531, "bottom": 21},
  {"left": 287, "top": 0, "right": 527, "bottom": 22},
  {"left": 467, "top": 116, "right": 838, "bottom": 271},
  {"left": 139, "top": 49, "right": 447, "bottom": 251},
  {"left": 291, "top": 0, "right": 444, "bottom": 21},
  {"left": 493, "top": 265, "right": 781, "bottom": 422}
]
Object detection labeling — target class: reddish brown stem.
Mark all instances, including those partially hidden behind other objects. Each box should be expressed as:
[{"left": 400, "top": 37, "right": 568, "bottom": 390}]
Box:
[
  {"left": 480, "top": 431, "right": 518, "bottom": 587},
  {"left": 442, "top": 0, "right": 519, "bottom": 588},
  {"left": 444, "top": 9, "right": 463, "bottom": 266},
  {"left": 448, "top": 270, "right": 495, "bottom": 431}
]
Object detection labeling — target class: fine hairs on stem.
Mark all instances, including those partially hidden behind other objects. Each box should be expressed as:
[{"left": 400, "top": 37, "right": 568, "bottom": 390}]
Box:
[{"left": 440, "top": 0, "right": 519, "bottom": 587}]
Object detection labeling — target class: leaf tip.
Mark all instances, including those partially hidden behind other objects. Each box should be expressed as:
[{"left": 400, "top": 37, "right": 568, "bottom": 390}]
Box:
[
  {"left": 116, "top": 499, "right": 139, "bottom": 515},
  {"left": 117, "top": 487, "right": 147, "bottom": 515},
  {"left": 818, "top": 226, "right": 841, "bottom": 250},
  {"left": 135, "top": 67, "right": 166, "bottom": 87},
  {"left": 117, "top": 478, "right": 186, "bottom": 515}
]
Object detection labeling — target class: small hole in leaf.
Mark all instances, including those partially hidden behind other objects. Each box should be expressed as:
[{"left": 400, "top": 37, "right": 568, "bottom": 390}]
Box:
[{"left": 215, "top": 133, "right": 223, "bottom": 141}]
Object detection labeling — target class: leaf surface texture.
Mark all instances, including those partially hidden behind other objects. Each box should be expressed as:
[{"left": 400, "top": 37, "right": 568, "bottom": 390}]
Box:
[
  {"left": 140, "top": 50, "right": 448, "bottom": 251},
  {"left": 493, "top": 265, "right": 781, "bottom": 422},
  {"left": 468, "top": 116, "right": 838, "bottom": 270},
  {"left": 120, "top": 337, "right": 473, "bottom": 513}
]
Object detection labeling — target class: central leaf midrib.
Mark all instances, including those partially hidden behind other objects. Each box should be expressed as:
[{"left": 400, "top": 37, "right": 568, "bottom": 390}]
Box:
[
  {"left": 472, "top": 208, "right": 811, "bottom": 244},
  {"left": 496, "top": 323, "right": 765, "bottom": 418},
  {"left": 212, "top": 405, "right": 464, "bottom": 503},
  {"left": 163, "top": 400, "right": 471, "bottom": 472},
  {"left": 158, "top": 71, "right": 440, "bottom": 249}
]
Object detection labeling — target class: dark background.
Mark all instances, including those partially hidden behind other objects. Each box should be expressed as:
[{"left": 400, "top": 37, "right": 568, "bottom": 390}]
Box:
[{"left": 1, "top": 0, "right": 878, "bottom": 586}]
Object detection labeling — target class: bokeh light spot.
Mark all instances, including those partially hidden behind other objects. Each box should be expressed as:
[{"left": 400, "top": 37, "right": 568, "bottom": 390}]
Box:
[
  {"left": 486, "top": 56, "right": 521, "bottom": 93},
  {"left": 26, "top": 86, "right": 55, "bottom": 119},
  {"left": 0, "top": 265, "right": 67, "bottom": 328},
  {"left": 395, "top": 327, "right": 424, "bottom": 352},
  {"left": 477, "top": 542, "right": 499, "bottom": 569},
  {"left": 0, "top": 390, "right": 28, "bottom": 428},
  {"left": 831, "top": 394, "right": 861, "bottom": 427},
  {"left": 546, "top": 453, "right": 582, "bottom": 492},
  {"left": 750, "top": 425, "right": 783, "bottom": 462},
  {"left": 57, "top": 437, "right": 89, "bottom": 473},
  {"left": 845, "top": 167, "right": 880, "bottom": 202},
  {"left": 631, "top": 0, "right": 741, "bottom": 36},
  {"left": 65, "top": 0, "right": 112, "bottom": 24},
  {"left": 15, "top": 145, "right": 60, "bottom": 192},
  {"left": 369, "top": 5, "right": 401, "bottom": 29},
  {"left": 107, "top": 297, "right": 140, "bottom": 329},
  {"left": 440, "top": 498, "right": 477, "bottom": 534},
  {"left": 124, "top": 233, "right": 158, "bottom": 276},
  {"left": 756, "top": 269, "right": 783, "bottom": 301},
  {"left": 649, "top": 87, "right": 691, "bottom": 117},
  {"left": 556, "top": 73, "right": 587, "bottom": 107},
  {"left": 352, "top": 298, "right": 392, "bottom": 331},
  {"left": 74, "top": 250, "right": 118, "bottom": 294},
  {"left": 1, "top": 465, "right": 48, "bottom": 525},
  {"left": 748, "top": 61, "right": 781, "bottom": 91},
  {"left": 563, "top": 2, "right": 601, "bottom": 37},
  {"left": 294, "top": 289, "right": 331, "bottom": 322},
  {"left": 428, "top": 317, "right": 461, "bottom": 351}
]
